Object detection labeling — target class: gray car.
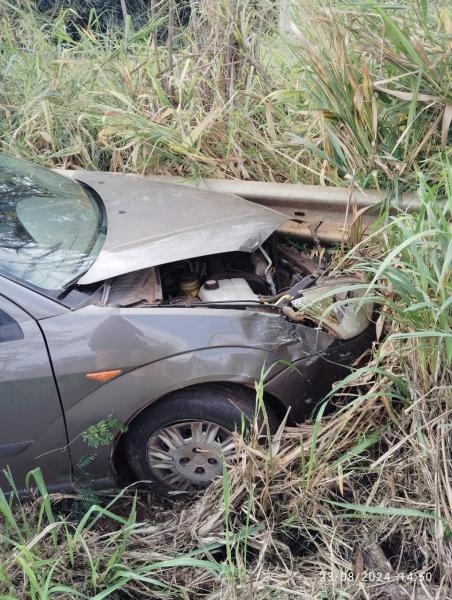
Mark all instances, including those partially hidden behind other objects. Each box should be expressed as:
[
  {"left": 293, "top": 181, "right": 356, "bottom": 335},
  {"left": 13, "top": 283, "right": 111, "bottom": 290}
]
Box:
[{"left": 0, "top": 154, "right": 373, "bottom": 495}]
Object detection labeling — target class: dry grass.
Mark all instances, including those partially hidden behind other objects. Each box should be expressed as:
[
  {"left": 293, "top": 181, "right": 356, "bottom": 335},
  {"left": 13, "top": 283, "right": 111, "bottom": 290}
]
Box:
[
  {"left": 0, "top": 1, "right": 450, "bottom": 189},
  {"left": 287, "top": 1, "right": 452, "bottom": 190}
]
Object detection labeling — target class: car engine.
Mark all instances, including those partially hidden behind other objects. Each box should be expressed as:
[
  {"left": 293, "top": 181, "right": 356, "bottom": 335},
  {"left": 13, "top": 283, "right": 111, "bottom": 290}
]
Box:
[{"left": 157, "top": 238, "right": 320, "bottom": 305}]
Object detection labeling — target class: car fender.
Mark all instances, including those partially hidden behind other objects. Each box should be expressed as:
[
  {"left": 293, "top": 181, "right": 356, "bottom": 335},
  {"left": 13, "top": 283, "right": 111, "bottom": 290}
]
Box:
[{"left": 63, "top": 345, "right": 271, "bottom": 482}]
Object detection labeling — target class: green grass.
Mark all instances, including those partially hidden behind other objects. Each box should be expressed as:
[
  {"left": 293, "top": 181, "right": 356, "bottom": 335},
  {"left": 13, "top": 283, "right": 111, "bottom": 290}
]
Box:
[
  {"left": 340, "top": 163, "right": 452, "bottom": 374},
  {"left": 0, "top": 468, "right": 234, "bottom": 599}
]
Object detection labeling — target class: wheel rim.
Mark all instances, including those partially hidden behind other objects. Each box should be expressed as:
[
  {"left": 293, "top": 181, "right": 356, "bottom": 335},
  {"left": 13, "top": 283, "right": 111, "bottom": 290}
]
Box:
[{"left": 146, "top": 420, "right": 236, "bottom": 491}]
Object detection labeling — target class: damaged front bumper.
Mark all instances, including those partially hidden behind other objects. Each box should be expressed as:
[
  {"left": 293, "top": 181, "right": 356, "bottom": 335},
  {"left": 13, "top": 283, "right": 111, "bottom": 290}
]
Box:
[{"left": 265, "top": 323, "right": 375, "bottom": 422}]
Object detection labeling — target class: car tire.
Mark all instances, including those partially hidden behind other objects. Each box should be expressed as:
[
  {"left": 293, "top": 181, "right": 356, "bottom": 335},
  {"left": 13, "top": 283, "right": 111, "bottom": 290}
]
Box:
[{"left": 124, "top": 384, "right": 277, "bottom": 496}]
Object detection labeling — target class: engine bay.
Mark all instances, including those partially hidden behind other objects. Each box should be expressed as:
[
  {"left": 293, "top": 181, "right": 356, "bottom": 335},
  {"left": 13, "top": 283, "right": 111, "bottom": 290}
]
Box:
[
  {"left": 98, "top": 235, "right": 320, "bottom": 309},
  {"left": 158, "top": 239, "right": 321, "bottom": 305}
]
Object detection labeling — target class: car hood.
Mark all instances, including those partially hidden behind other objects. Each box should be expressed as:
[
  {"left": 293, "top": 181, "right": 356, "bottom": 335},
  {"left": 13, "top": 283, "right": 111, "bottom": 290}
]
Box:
[{"left": 59, "top": 171, "right": 288, "bottom": 285}]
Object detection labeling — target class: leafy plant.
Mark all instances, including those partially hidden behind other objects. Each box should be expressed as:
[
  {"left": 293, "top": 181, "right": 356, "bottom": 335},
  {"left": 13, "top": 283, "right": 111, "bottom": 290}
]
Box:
[{"left": 81, "top": 415, "right": 127, "bottom": 449}]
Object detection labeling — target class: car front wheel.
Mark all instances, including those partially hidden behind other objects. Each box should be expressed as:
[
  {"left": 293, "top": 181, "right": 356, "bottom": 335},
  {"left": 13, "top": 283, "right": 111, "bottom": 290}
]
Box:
[{"left": 123, "top": 385, "right": 276, "bottom": 495}]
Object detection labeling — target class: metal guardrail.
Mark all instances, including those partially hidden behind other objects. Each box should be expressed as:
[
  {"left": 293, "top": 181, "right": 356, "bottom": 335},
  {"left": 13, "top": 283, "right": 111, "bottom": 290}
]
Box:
[{"left": 57, "top": 170, "right": 420, "bottom": 244}]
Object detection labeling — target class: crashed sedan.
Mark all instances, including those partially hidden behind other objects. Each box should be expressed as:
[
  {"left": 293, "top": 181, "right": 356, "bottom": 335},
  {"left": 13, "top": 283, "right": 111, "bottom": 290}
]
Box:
[{"left": 0, "top": 154, "right": 373, "bottom": 495}]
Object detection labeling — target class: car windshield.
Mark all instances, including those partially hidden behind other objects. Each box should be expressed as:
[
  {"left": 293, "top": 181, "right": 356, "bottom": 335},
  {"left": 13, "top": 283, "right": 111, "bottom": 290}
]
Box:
[{"left": 0, "top": 155, "right": 105, "bottom": 291}]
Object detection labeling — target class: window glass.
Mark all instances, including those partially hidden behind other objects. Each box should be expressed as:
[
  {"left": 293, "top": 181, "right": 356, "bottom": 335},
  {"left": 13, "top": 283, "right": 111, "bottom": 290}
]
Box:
[
  {"left": 0, "top": 154, "right": 106, "bottom": 290},
  {"left": 0, "top": 309, "right": 23, "bottom": 343}
]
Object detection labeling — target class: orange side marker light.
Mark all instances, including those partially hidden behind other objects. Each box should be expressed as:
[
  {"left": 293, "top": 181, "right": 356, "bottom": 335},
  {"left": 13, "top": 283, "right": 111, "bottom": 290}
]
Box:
[{"left": 86, "top": 369, "right": 123, "bottom": 383}]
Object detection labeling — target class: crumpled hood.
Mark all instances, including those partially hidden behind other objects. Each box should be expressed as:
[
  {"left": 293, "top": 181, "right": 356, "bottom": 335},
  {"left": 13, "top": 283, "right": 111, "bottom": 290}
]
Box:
[{"left": 59, "top": 171, "right": 288, "bottom": 285}]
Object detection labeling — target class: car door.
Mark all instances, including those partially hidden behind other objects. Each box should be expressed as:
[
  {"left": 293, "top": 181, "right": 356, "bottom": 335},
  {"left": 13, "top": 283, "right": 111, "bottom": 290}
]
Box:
[{"left": 0, "top": 295, "right": 71, "bottom": 492}]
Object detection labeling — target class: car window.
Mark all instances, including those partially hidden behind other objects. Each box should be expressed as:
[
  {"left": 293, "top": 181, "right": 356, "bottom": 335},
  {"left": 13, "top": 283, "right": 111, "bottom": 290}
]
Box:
[
  {"left": 0, "top": 154, "right": 106, "bottom": 291},
  {"left": 0, "top": 309, "right": 23, "bottom": 343}
]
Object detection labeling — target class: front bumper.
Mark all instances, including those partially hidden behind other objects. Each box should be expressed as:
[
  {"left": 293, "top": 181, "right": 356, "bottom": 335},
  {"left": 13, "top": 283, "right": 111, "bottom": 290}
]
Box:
[{"left": 265, "top": 324, "right": 375, "bottom": 422}]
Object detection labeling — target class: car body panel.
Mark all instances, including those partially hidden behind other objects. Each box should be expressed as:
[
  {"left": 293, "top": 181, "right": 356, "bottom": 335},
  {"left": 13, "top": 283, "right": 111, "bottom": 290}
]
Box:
[
  {"left": 39, "top": 304, "right": 336, "bottom": 414},
  {"left": 58, "top": 171, "right": 288, "bottom": 284},
  {"left": 0, "top": 275, "right": 69, "bottom": 319},
  {"left": 0, "top": 296, "right": 71, "bottom": 490},
  {"left": 38, "top": 301, "right": 372, "bottom": 484},
  {"left": 44, "top": 330, "right": 373, "bottom": 486},
  {"left": 265, "top": 326, "right": 373, "bottom": 415},
  {"left": 38, "top": 306, "right": 369, "bottom": 479}
]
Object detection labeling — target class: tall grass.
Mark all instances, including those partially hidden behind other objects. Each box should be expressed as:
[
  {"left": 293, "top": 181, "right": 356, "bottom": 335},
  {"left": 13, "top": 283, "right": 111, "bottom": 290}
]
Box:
[
  {"left": 287, "top": 0, "right": 452, "bottom": 191},
  {"left": 0, "top": 0, "right": 298, "bottom": 180},
  {"left": 348, "top": 170, "right": 451, "bottom": 376},
  {"left": 0, "top": 468, "right": 233, "bottom": 599},
  {"left": 0, "top": 0, "right": 449, "bottom": 189}
]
